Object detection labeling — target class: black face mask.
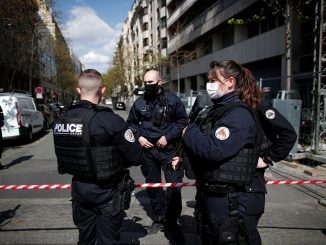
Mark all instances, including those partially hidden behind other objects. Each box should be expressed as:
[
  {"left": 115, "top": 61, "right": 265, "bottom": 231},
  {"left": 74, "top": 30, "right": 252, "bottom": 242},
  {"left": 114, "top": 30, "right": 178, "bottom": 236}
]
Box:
[{"left": 145, "top": 83, "right": 159, "bottom": 97}]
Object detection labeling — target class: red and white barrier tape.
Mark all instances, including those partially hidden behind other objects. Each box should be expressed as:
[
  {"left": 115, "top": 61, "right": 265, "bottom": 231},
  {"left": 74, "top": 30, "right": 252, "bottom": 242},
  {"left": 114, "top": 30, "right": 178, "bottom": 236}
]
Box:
[
  {"left": 0, "top": 180, "right": 326, "bottom": 190},
  {"left": 265, "top": 180, "right": 326, "bottom": 185}
]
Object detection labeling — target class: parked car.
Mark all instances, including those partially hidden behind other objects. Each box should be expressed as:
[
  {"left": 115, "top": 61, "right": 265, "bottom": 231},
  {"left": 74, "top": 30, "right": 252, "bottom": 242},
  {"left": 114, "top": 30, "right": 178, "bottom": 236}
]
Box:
[
  {"left": 104, "top": 98, "right": 113, "bottom": 106},
  {"left": 114, "top": 101, "right": 126, "bottom": 110},
  {"left": 134, "top": 87, "right": 145, "bottom": 96},
  {"left": 46, "top": 102, "right": 66, "bottom": 119},
  {"left": 0, "top": 92, "right": 44, "bottom": 141},
  {"left": 37, "top": 104, "right": 54, "bottom": 129}
]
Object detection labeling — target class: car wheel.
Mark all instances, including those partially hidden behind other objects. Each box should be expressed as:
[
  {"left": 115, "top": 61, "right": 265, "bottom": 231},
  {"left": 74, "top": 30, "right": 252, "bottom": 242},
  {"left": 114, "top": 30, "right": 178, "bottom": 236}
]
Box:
[{"left": 27, "top": 128, "right": 33, "bottom": 142}]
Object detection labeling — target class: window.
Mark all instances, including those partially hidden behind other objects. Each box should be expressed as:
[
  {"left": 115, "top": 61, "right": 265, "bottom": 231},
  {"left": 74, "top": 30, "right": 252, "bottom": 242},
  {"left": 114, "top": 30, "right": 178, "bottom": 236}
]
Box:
[
  {"left": 160, "top": 0, "right": 166, "bottom": 7},
  {"left": 26, "top": 99, "right": 35, "bottom": 110},
  {"left": 248, "top": 21, "right": 259, "bottom": 38},
  {"left": 18, "top": 98, "right": 28, "bottom": 110},
  {"left": 143, "top": 22, "right": 148, "bottom": 31},
  {"left": 161, "top": 37, "right": 167, "bottom": 49},
  {"left": 143, "top": 38, "right": 149, "bottom": 46},
  {"left": 260, "top": 18, "right": 268, "bottom": 33},
  {"left": 161, "top": 17, "right": 167, "bottom": 28},
  {"left": 144, "top": 53, "right": 149, "bottom": 62},
  {"left": 157, "top": 8, "right": 160, "bottom": 18},
  {"left": 204, "top": 39, "right": 213, "bottom": 55},
  {"left": 222, "top": 27, "right": 234, "bottom": 48}
]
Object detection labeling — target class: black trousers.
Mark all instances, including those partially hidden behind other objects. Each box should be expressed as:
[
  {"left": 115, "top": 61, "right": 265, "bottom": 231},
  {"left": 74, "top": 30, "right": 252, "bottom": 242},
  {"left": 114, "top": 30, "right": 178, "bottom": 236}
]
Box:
[
  {"left": 243, "top": 192, "right": 265, "bottom": 245},
  {"left": 71, "top": 182, "right": 122, "bottom": 245},
  {"left": 141, "top": 147, "right": 184, "bottom": 222},
  {"left": 196, "top": 187, "right": 248, "bottom": 245},
  {"left": 198, "top": 188, "right": 247, "bottom": 226}
]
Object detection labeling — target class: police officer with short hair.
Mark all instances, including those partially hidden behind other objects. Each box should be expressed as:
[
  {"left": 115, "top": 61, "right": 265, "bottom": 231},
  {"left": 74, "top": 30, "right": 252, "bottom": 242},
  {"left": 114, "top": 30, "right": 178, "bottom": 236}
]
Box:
[
  {"left": 182, "top": 60, "right": 260, "bottom": 244},
  {"left": 127, "top": 69, "right": 187, "bottom": 242},
  {"left": 53, "top": 69, "right": 143, "bottom": 244}
]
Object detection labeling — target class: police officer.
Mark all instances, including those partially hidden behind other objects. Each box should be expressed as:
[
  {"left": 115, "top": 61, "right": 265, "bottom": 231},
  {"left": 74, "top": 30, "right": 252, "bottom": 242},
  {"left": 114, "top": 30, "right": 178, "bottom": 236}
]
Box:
[
  {"left": 182, "top": 60, "right": 260, "bottom": 244},
  {"left": 211, "top": 61, "right": 297, "bottom": 245},
  {"left": 53, "top": 69, "right": 143, "bottom": 244},
  {"left": 127, "top": 69, "right": 187, "bottom": 241},
  {"left": 243, "top": 96, "right": 297, "bottom": 244}
]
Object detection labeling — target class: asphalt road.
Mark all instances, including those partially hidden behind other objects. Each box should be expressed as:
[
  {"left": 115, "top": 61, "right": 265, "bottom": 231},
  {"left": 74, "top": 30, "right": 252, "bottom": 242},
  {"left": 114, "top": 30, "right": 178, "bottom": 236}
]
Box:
[{"left": 0, "top": 109, "right": 325, "bottom": 244}]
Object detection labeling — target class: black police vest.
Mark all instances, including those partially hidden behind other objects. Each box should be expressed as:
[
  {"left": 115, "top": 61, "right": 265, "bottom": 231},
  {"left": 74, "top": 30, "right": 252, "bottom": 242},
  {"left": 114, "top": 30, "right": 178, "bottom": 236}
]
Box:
[
  {"left": 53, "top": 104, "right": 124, "bottom": 180},
  {"left": 196, "top": 102, "right": 259, "bottom": 185}
]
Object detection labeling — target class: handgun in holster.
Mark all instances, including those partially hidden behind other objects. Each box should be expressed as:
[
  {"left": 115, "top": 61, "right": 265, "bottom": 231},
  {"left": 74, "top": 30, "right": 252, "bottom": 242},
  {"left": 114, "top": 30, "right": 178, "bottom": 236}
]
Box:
[
  {"left": 118, "top": 169, "right": 135, "bottom": 210},
  {"left": 259, "top": 138, "right": 273, "bottom": 166}
]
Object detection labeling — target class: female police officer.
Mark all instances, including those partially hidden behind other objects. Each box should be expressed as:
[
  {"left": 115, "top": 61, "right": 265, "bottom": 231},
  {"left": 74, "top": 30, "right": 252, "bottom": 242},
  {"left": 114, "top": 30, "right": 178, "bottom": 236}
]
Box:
[{"left": 181, "top": 60, "right": 260, "bottom": 244}]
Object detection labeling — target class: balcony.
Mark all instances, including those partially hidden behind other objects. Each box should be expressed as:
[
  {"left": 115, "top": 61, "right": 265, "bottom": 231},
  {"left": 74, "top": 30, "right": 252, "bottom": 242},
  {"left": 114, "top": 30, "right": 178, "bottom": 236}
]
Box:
[
  {"left": 169, "top": 26, "right": 285, "bottom": 81},
  {"left": 168, "top": 0, "right": 257, "bottom": 54},
  {"left": 167, "top": 0, "right": 197, "bottom": 28},
  {"left": 160, "top": 6, "right": 166, "bottom": 17},
  {"left": 160, "top": 27, "right": 167, "bottom": 38},
  {"left": 142, "top": 30, "right": 150, "bottom": 38}
]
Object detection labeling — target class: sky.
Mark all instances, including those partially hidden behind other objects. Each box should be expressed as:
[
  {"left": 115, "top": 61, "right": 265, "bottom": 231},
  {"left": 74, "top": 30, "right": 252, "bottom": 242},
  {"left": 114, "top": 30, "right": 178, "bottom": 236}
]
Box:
[{"left": 54, "top": 0, "right": 134, "bottom": 73}]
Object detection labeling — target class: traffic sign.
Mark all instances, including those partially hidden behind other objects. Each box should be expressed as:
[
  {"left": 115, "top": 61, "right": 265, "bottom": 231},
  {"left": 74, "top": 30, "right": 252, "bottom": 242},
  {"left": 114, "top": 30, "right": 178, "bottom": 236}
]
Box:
[{"left": 35, "top": 87, "right": 43, "bottom": 94}]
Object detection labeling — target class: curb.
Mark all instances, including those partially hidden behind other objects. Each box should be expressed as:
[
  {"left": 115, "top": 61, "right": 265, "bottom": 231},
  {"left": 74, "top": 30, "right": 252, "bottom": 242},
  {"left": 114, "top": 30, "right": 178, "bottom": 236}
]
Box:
[
  {"left": 318, "top": 198, "right": 326, "bottom": 207},
  {"left": 279, "top": 160, "right": 326, "bottom": 177}
]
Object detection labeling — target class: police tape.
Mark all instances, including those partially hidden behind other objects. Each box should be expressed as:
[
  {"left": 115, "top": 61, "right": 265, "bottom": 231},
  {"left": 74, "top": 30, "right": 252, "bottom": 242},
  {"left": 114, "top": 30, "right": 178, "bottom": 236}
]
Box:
[{"left": 0, "top": 180, "right": 326, "bottom": 190}]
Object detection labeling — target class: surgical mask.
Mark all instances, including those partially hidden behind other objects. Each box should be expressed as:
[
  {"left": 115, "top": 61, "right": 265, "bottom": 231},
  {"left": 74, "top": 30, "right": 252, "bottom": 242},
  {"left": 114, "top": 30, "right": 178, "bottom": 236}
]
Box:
[{"left": 206, "top": 82, "right": 224, "bottom": 99}]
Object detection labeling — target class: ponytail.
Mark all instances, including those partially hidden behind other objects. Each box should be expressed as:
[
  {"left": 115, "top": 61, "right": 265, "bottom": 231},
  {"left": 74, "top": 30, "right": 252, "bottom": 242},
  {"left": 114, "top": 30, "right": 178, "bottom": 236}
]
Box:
[
  {"left": 238, "top": 68, "right": 261, "bottom": 110},
  {"left": 210, "top": 60, "right": 261, "bottom": 110}
]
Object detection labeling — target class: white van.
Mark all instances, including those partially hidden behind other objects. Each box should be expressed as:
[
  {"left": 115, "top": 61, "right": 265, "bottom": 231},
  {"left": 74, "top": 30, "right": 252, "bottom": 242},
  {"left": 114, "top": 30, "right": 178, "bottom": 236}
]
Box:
[{"left": 0, "top": 92, "right": 44, "bottom": 141}]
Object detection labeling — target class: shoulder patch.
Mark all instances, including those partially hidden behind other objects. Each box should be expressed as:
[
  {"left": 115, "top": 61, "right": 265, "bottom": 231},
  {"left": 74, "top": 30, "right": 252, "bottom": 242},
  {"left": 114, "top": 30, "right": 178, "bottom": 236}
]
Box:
[
  {"left": 265, "top": 109, "right": 275, "bottom": 119},
  {"left": 215, "top": 127, "right": 230, "bottom": 141},
  {"left": 124, "top": 129, "right": 135, "bottom": 142}
]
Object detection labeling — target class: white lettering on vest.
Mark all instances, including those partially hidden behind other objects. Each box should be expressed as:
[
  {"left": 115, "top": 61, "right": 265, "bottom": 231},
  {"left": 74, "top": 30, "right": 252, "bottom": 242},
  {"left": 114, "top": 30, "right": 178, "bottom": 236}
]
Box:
[{"left": 54, "top": 123, "right": 83, "bottom": 136}]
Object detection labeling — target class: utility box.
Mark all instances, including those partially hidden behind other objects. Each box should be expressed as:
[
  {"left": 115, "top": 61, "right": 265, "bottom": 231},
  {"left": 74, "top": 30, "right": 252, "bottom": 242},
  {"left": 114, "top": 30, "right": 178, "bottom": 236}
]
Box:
[{"left": 273, "top": 98, "right": 302, "bottom": 156}]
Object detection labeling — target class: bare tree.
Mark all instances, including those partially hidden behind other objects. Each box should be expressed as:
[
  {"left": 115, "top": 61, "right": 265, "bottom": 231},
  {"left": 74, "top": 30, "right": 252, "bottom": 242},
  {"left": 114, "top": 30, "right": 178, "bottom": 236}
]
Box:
[
  {"left": 169, "top": 48, "right": 198, "bottom": 94},
  {"left": 0, "top": 0, "right": 40, "bottom": 92}
]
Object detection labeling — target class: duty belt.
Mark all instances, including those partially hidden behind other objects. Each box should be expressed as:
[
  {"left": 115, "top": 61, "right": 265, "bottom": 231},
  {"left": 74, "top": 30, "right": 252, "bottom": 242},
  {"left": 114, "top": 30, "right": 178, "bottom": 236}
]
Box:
[{"left": 202, "top": 182, "right": 229, "bottom": 194}]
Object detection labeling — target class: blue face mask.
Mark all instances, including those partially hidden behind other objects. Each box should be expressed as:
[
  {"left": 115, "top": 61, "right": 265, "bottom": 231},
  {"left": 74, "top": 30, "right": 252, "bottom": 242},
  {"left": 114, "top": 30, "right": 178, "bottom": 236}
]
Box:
[{"left": 206, "top": 83, "right": 224, "bottom": 99}]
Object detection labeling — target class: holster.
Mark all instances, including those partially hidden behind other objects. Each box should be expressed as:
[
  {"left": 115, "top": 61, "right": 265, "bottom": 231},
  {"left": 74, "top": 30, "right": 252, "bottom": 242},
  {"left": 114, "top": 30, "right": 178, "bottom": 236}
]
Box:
[{"left": 118, "top": 169, "right": 135, "bottom": 210}]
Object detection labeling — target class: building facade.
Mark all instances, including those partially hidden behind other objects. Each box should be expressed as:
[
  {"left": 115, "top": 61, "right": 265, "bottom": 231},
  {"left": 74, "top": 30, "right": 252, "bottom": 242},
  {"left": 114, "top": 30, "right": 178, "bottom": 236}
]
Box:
[
  {"left": 121, "top": 0, "right": 315, "bottom": 108},
  {"left": 122, "top": 0, "right": 169, "bottom": 89}
]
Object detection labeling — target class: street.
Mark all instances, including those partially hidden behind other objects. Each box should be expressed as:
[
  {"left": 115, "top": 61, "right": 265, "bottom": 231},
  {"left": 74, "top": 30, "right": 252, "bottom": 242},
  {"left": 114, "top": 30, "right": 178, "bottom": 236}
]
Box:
[{"left": 0, "top": 110, "right": 326, "bottom": 244}]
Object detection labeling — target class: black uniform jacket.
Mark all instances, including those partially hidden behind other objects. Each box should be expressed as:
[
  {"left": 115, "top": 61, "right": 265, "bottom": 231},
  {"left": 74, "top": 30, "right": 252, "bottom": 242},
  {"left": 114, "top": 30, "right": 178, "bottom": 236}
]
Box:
[
  {"left": 246, "top": 99, "right": 297, "bottom": 194},
  {"left": 127, "top": 88, "right": 187, "bottom": 144},
  {"left": 69, "top": 100, "right": 144, "bottom": 204}
]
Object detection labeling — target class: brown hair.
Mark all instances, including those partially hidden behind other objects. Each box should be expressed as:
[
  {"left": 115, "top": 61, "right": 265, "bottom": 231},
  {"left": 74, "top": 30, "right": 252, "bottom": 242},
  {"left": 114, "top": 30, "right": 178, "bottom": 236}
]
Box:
[{"left": 210, "top": 60, "right": 261, "bottom": 110}]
